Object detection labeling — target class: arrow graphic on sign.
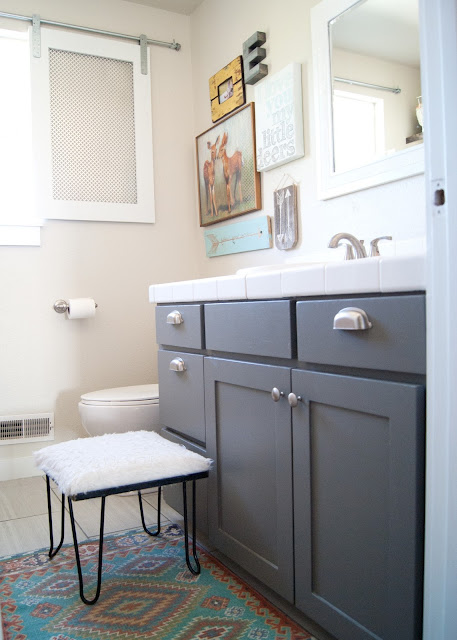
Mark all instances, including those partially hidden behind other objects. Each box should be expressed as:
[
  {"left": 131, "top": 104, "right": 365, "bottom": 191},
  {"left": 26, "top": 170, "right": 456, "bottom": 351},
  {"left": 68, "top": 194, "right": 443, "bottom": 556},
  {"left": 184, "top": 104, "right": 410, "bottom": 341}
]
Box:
[{"left": 206, "top": 228, "right": 264, "bottom": 256}]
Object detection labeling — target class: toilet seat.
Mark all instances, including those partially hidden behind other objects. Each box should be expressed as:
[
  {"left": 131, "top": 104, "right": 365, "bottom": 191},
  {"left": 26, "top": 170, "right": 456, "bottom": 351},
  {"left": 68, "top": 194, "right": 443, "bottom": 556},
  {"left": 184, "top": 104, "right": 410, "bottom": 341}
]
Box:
[{"left": 80, "top": 384, "right": 159, "bottom": 407}]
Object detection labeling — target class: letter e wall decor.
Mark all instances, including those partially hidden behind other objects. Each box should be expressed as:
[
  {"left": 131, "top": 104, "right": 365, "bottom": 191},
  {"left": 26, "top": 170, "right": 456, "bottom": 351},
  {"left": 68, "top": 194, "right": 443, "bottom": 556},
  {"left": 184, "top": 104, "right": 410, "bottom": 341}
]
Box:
[{"left": 243, "top": 31, "right": 268, "bottom": 85}]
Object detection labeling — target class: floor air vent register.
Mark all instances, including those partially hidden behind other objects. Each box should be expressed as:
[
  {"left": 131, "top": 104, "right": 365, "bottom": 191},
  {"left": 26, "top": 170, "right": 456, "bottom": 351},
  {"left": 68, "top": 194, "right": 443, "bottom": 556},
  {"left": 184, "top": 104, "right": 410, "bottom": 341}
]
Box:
[{"left": 0, "top": 413, "right": 54, "bottom": 445}]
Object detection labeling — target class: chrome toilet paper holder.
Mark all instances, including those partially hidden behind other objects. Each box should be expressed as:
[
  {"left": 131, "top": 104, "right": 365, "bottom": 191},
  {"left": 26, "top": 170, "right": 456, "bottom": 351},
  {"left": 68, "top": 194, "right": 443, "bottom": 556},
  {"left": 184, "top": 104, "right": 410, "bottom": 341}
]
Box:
[{"left": 53, "top": 299, "right": 98, "bottom": 314}]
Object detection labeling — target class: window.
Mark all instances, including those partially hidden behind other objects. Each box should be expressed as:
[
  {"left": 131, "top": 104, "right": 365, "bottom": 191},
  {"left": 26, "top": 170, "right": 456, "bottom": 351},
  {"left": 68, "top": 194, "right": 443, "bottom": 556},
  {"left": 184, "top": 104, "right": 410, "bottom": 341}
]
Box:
[
  {"left": 0, "top": 29, "right": 41, "bottom": 246},
  {"left": 332, "top": 89, "right": 385, "bottom": 173},
  {"left": 0, "top": 25, "right": 155, "bottom": 245}
]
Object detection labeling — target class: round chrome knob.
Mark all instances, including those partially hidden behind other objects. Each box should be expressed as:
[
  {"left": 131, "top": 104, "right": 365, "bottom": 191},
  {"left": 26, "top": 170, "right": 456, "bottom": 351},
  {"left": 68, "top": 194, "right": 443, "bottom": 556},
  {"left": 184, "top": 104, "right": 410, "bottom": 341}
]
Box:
[
  {"left": 271, "top": 387, "right": 284, "bottom": 402},
  {"left": 288, "top": 393, "right": 302, "bottom": 408}
]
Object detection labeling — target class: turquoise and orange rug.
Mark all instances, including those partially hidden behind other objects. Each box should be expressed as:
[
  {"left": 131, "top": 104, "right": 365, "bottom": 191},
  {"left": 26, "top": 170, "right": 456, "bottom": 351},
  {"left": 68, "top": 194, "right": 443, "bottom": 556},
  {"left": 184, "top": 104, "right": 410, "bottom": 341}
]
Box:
[{"left": 0, "top": 524, "right": 311, "bottom": 639}]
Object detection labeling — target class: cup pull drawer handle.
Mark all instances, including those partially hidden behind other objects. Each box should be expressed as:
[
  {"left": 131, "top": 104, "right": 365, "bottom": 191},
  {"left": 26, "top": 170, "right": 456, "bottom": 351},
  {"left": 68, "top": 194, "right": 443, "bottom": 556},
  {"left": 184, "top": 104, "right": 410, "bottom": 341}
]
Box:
[
  {"left": 169, "top": 357, "right": 186, "bottom": 372},
  {"left": 166, "top": 310, "right": 184, "bottom": 325},
  {"left": 333, "top": 307, "right": 372, "bottom": 331}
]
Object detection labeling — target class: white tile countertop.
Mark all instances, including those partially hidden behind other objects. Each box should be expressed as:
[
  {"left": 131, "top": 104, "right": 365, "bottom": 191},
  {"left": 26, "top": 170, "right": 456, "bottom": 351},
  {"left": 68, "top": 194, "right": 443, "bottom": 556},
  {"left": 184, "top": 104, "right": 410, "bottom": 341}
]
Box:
[{"left": 149, "top": 253, "right": 426, "bottom": 304}]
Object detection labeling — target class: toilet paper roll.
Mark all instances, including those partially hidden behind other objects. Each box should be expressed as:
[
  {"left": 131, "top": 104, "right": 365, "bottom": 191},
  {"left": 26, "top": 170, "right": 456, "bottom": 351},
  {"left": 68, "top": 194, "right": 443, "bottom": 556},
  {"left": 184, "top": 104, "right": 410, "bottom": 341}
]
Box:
[{"left": 67, "top": 298, "right": 96, "bottom": 319}]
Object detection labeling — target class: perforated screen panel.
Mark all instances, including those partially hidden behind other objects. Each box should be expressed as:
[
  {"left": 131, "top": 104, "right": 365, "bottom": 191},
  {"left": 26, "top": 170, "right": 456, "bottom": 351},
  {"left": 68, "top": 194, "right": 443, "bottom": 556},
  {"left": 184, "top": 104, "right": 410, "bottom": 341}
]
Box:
[{"left": 49, "top": 48, "right": 138, "bottom": 204}]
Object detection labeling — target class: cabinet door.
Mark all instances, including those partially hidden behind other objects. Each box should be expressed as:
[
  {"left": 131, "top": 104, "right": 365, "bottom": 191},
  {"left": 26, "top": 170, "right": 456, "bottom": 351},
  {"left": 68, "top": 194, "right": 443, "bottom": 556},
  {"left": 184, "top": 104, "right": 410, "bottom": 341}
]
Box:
[
  {"left": 205, "top": 357, "right": 294, "bottom": 602},
  {"left": 292, "top": 369, "right": 425, "bottom": 640}
]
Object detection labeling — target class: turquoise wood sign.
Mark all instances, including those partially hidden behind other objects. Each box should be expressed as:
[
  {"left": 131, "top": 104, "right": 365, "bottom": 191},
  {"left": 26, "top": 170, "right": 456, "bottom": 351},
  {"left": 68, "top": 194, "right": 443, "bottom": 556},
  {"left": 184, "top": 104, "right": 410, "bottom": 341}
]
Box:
[{"left": 204, "top": 216, "right": 272, "bottom": 258}]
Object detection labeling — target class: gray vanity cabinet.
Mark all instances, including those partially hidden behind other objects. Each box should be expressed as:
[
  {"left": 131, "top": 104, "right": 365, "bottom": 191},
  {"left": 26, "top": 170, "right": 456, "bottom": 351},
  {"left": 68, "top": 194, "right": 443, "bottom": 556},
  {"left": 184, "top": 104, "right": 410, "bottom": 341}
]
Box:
[
  {"left": 155, "top": 292, "right": 426, "bottom": 640},
  {"left": 205, "top": 357, "right": 295, "bottom": 603},
  {"left": 292, "top": 370, "right": 425, "bottom": 640}
]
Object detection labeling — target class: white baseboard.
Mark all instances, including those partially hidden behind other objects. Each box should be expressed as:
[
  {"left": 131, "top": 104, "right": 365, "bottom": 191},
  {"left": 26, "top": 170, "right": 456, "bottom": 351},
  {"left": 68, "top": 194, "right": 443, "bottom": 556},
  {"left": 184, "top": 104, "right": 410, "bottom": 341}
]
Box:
[{"left": 0, "top": 456, "right": 43, "bottom": 481}]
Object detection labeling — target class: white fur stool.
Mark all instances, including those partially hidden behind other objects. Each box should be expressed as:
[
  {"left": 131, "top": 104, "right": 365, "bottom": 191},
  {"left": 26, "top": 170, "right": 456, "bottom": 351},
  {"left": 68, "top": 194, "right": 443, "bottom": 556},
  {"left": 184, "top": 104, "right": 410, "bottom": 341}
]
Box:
[{"left": 34, "top": 431, "right": 211, "bottom": 605}]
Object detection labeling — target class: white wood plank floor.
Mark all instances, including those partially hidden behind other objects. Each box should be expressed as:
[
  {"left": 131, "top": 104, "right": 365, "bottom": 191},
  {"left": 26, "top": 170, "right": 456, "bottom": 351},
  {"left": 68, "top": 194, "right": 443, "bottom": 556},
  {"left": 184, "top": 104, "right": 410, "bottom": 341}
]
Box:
[{"left": 0, "top": 475, "right": 184, "bottom": 557}]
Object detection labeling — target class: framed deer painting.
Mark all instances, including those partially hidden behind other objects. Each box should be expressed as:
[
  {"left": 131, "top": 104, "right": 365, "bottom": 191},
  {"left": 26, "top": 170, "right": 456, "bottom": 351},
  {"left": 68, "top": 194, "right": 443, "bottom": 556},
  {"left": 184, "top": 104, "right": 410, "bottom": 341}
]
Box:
[{"left": 196, "top": 103, "right": 261, "bottom": 227}]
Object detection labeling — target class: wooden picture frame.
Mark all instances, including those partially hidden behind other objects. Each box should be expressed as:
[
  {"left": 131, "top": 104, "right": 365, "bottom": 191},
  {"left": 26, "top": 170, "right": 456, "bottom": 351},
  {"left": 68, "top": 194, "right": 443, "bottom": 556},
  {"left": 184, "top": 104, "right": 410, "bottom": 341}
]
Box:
[
  {"left": 209, "top": 56, "right": 245, "bottom": 123},
  {"left": 196, "top": 103, "right": 261, "bottom": 227}
]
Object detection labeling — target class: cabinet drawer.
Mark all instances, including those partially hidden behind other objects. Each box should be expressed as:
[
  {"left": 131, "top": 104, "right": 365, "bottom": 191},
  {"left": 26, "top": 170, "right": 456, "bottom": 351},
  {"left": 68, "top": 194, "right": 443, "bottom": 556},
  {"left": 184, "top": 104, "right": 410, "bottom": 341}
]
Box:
[
  {"left": 158, "top": 350, "right": 205, "bottom": 443},
  {"left": 156, "top": 304, "right": 204, "bottom": 349},
  {"left": 297, "top": 295, "right": 425, "bottom": 374},
  {"left": 205, "top": 301, "right": 294, "bottom": 358}
]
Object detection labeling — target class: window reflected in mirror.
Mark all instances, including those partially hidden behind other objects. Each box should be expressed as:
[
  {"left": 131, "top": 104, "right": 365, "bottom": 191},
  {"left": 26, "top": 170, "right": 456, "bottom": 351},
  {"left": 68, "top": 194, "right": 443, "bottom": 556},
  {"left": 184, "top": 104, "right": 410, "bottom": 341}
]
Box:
[{"left": 330, "top": 0, "right": 421, "bottom": 174}]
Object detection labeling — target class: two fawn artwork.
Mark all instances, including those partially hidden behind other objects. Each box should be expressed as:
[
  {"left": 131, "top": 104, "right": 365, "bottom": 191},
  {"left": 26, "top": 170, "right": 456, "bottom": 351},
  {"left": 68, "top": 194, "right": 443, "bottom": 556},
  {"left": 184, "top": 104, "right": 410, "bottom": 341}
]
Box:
[{"left": 203, "top": 132, "right": 243, "bottom": 220}]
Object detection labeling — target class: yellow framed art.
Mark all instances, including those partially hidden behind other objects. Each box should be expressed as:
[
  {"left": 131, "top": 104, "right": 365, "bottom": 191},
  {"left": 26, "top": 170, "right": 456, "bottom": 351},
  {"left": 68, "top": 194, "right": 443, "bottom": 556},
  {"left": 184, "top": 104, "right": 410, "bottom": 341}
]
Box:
[{"left": 209, "top": 56, "right": 246, "bottom": 123}]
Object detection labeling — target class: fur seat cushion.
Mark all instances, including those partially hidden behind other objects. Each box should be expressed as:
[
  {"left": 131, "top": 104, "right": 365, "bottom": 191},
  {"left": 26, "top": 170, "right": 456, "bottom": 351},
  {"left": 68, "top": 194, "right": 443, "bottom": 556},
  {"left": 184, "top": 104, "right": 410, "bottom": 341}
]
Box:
[{"left": 34, "top": 431, "right": 212, "bottom": 496}]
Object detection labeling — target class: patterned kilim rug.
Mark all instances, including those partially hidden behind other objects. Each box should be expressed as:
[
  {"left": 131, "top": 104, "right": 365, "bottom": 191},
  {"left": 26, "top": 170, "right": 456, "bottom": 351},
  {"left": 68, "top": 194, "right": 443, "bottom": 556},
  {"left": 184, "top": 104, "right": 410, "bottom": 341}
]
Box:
[{"left": 0, "top": 524, "right": 312, "bottom": 640}]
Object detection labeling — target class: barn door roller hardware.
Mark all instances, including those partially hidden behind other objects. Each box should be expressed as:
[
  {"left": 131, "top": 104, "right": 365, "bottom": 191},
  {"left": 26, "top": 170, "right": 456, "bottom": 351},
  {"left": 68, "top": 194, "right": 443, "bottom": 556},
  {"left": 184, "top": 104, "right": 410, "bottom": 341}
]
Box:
[{"left": 0, "top": 10, "right": 181, "bottom": 74}]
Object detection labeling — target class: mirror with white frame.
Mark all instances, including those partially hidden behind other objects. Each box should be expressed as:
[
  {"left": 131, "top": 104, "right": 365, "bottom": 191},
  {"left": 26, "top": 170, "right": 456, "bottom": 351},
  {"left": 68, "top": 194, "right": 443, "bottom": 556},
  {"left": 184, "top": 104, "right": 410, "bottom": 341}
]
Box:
[{"left": 311, "top": 0, "right": 424, "bottom": 199}]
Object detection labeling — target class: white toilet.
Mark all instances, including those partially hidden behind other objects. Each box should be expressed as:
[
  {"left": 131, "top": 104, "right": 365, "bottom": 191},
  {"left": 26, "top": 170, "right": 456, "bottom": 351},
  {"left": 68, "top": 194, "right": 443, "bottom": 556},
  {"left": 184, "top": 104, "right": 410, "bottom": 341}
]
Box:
[{"left": 78, "top": 384, "right": 160, "bottom": 436}]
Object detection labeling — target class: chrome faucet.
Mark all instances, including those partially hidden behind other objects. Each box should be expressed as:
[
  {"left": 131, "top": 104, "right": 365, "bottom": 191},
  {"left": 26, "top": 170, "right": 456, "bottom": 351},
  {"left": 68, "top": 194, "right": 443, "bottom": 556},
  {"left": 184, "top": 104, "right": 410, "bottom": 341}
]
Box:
[
  {"left": 328, "top": 232, "right": 367, "bottom": 260},
  {"left": 369, "top": 235, "right": 392, "bottom": 257}
]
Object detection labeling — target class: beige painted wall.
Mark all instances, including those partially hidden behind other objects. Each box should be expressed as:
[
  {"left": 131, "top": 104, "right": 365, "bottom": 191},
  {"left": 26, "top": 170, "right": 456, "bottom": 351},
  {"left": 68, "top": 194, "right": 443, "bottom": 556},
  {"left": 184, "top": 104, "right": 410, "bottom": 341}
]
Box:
[
  {"left": 190, "top": 0, "right": 426, "bottom": 277},
  {"left": 1, "top": 0, "right": 427, "bottom": 478},
  {"left": 0, "top": 0, "right": 199, "bottom": 477}
]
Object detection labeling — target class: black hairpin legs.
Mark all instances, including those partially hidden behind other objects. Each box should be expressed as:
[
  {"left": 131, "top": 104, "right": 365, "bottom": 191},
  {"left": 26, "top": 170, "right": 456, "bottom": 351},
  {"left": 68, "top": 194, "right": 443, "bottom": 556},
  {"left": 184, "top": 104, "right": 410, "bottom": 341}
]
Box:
[
  {"left": 45, "top": 476, "right": 203, "bottom": 605},
  {"left": 182, "top": 480, "right": 200, "bottom": 575},
  {"left": 138, "top": 487, "right": 161, "bottom": 536},
  {"left": 68, "top": 496, "right": 106, "bottom": 606},
  {"left": 46, "top": 475, "right": 65, "bottom": 558}
]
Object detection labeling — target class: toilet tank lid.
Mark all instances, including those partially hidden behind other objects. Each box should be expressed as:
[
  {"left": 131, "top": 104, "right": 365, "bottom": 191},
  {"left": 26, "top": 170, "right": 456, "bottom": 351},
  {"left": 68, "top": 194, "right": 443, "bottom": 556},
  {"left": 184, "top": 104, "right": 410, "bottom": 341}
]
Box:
[{"left": 81, "top": 384, "right": 159, "bottom": 403}]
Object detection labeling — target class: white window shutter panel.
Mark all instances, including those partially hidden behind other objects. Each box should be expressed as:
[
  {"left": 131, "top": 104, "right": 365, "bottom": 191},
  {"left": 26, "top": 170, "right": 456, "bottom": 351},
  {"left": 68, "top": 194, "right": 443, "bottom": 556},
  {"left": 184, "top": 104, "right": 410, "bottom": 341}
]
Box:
[{"left": 30, "top": 28, "right": 155, "bottom": 223}]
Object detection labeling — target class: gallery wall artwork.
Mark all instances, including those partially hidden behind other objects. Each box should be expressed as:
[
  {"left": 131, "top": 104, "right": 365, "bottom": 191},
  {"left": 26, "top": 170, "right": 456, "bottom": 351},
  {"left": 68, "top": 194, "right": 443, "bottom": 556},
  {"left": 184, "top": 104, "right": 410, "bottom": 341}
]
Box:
[
  {"left": 242, "top": 31, "right": 268, "bottom": 85},
  {"left": 196, "top": 103, "right": 261, "bottom": 227},
  {"left": 204, "top": 215, "right": 272, "bottom": 257},
  {"left": 254, "top": 63, "right": 304, "bottom": 171},
  {"left": 209, "top": 56, "right": 245, "bottom": 123},
  {"left": 274, "top": 182, "right": 298, "bottom": 250}
]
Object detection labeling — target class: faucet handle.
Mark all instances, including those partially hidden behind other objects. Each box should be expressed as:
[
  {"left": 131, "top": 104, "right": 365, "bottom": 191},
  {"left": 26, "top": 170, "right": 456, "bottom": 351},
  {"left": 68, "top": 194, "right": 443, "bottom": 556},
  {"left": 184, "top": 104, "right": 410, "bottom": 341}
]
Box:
[{"left": 370, "top": 236, "right": 392, "bottom": 257}]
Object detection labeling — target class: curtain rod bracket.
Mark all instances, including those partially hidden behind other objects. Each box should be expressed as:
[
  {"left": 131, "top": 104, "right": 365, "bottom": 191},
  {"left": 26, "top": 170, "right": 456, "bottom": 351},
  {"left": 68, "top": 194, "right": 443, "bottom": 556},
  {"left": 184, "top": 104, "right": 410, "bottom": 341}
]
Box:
[
  {"left": 32, "top": 14, "right": 41, "bottom": 58},
  {"left": 139, "top": 34, "right": 148, "bottom": 75}
]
